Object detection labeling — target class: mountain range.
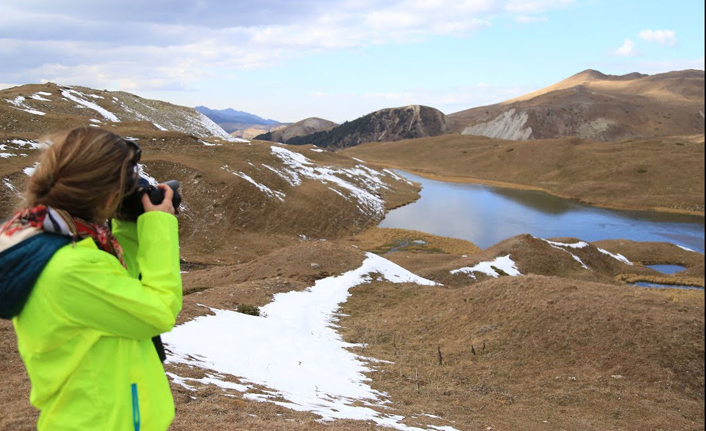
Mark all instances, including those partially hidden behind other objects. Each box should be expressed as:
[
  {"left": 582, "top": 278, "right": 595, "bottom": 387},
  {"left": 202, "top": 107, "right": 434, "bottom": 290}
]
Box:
[
  {"left": 195, "top": 106, "right": 282, "bottom": 133},
  {"left": 253, "top": 69, "right": 705, "bottom": 148}
]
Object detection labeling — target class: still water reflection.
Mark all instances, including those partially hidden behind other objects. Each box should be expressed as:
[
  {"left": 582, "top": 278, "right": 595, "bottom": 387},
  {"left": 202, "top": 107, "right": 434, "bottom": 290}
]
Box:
[{"left": 380, "top": 171, "right": 705, "bottom": 252}]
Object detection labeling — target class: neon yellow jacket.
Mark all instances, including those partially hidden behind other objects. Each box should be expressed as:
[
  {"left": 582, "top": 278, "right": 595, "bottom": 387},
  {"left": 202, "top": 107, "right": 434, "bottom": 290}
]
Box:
[{"left": 12, "top": 212, "right": 182, "bottom": 431}]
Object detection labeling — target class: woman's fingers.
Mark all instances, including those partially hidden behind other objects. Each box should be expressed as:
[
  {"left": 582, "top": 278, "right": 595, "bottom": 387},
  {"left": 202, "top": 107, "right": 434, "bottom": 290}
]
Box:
[{"left": 141, "top": 184, "right": 175, "bottom": 215}]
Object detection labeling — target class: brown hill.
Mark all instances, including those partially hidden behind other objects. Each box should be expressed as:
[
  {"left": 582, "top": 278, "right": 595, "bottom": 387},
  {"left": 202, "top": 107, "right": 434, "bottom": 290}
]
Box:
[
  {"left": 449, "top": 69, "right": 705, "bottom": 141},
  {"left": 232, "top": 124, "right": 287, "bottom": 140},
  {"left": 0, "top": 83, "right": 236, "bottom": 141},
  {"left": 255, "top": 117, "right": 338, "bottom": 143},
  {"left": 342, "top": 133, "right": 706, "bottom": 214},
  {"left": 282, "top": 105, "right": 450, "bottom": 148},
  {"left": 0, "top": 83, "right": 419, "bottom": 263}
]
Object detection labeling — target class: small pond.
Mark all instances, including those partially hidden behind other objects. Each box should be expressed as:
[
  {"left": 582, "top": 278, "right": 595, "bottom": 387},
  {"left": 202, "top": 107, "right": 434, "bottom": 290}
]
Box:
[
  {"left": 630, "top": 281, "right": 704, "bottom": 291},
  {"left": 646, "top": 264, "right": 687, "bottom": 274}
]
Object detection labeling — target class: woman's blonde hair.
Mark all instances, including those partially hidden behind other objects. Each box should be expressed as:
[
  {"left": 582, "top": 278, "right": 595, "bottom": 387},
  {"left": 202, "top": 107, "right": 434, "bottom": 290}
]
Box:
[{"left": 25, "top": 127, "right": 139, "bottom": 223}]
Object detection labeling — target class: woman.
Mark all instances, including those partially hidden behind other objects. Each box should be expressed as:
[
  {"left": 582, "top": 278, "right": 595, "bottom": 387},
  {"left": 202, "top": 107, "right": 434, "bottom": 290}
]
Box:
[{"left": 0, "top": 127, "right": 182, "bottom": 430}]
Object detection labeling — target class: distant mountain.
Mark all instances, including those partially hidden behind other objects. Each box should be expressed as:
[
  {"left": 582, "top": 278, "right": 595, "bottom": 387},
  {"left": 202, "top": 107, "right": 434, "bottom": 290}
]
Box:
[
  {"left": 254, "top": 117, "right": 338, "bottom": 143},
  {"left": 449, "top": 69, "right": 705, "bottom": 141},
  {"left": 195, "top": 106, "right": 281, "bottom": 133},
  {"left": 278, "top": 106, "right": 449, "bottom": 149}
]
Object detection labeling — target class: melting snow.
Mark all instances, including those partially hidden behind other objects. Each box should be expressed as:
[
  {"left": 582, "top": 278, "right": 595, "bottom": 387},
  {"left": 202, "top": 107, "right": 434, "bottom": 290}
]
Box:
[
  {"left": 24, "top": 163, "right": 39, "bottom": 177},
  {"left": 9, "top": 139, "right": 44, "bottom": 150},
  {"left": 544, "top": 240, "right": 589, "bottom": 249},
  {"left": 137, "top": 164, "right": 159, "bottom": 186},
  {"left": 30, "top": 93, "right": 51, "bottom": 101},
  {"left": 153, "top": 122, "right": 168, "bottom": 131},
  {"left": 677, "top": 245, "right": 697, "bottom": 253},
  {"left": 62, "top": 89, "right": 120, "bottom": 122},
  {"left": 2, "top": 179, "right": 22, "bottom": 197},
  {"left": 163, "top": 253, "right": 448, "bottom": 430},
  {"left": 222, "top": 165, "right": 285, "bottom": 202},
  {"left": 596, "top": 248, "right": 633, "bottom": 265},
  {"left": 268, "top": 146, "right": 390, "bottom": 216},
  {"left": 0, "top": 153, "right": 14, "bottom": 158},
  {"left": 450, "top": 255, "right": 522, "bottom": 279},
  {"left": 311, "top": 148, "right": 325, "bottom": 153},
  {"left": 5, "top": 96, "right": 46, "bottom": 116},
  {"left": 539, "top": 238, "right": 589, "bottom": 270}
]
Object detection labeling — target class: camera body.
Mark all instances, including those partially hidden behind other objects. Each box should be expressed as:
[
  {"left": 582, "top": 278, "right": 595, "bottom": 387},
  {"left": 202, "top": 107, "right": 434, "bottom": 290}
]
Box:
[{"left": 118, "top": 177, "right": 182, "bottom": 221}]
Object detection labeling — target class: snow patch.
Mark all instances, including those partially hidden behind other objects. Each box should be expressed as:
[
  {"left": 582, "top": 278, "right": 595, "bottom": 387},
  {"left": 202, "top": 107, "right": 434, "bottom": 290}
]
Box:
[
  {"left": 62, "top": 89, "right": 120, "bottom": 122},
  {"left": 450, "top": 255, "right": 522, "bottom": 279},
  {"left": 163, "top": 253, "right": 445, "bottom": 430},
  {"left": 5, "top": 96, "right": 46, "bottom": 115},
  {"left": 269, "top": 146, "right": 391, "bottom": 216},
  {"left": 2, "top": 178, "right": 22, "bottom": 197},
  {"left": 24, "top": 163, "right": 39, "bottom": 177},
  {"left": 222, "top": 165, "right": 285, "bottom": 202},
  {"left": 539, "top": 238, "right": 589, "bottom": 269},
  {"left": 596, "top": 248, "right": 633, "bottom": 265},
  {"left": 677, "top": 245, "right": 697, "bottom": 253},
  {"left": 30, "top": 93, "right": 51, "bottom": 101},
  {"left": 544, "top": 240, "right": 589, "bottom": 249},
  {"left": 136, "top": 164, "right": 159, "bottom": 186}
]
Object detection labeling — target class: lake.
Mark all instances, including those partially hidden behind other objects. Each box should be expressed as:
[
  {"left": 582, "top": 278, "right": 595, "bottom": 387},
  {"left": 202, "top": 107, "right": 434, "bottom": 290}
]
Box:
[{"left": 380, "top": 171, "right": 705, "bottom": 252}]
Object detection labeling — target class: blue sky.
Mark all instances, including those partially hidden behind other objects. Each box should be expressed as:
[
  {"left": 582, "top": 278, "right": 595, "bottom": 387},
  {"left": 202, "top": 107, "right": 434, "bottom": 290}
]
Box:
[{"left": 1, "top": 0, "right": 703, "bottom": 123}]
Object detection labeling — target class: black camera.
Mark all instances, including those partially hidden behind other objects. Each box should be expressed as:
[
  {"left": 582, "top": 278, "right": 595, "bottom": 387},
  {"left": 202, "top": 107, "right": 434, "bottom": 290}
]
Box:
[{"left": 118, "top": 177, "right": 182, "bottom": 221}]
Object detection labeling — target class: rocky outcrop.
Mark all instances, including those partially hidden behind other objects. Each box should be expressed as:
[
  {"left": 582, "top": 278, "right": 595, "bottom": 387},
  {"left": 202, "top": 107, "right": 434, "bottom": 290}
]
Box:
[
  {"left": 285, "top": 105, "right": 449, "bottom": 149},
  {"left": 461, "top": 108, "right": 532, "bottom": 140}
]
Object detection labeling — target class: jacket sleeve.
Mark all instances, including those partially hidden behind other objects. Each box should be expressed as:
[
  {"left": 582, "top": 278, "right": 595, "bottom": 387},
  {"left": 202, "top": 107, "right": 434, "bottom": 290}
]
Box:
[
  {"left": 111, "top": 218, "right": 140, "bottom": 279},
  {"left": 47, "top": 212, "right": 182, "bottom": 339}
]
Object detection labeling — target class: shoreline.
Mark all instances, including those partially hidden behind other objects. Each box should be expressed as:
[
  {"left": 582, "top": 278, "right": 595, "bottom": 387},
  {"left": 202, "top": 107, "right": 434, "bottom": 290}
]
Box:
[{"left": 374, "top": 163, "right": 706, "bottom": 218}]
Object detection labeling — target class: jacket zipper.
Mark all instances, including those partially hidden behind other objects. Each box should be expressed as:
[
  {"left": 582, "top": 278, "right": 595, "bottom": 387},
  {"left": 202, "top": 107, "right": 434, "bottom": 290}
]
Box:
[{"left": 131, "top": 383, "right": 141, "bottom": 431}]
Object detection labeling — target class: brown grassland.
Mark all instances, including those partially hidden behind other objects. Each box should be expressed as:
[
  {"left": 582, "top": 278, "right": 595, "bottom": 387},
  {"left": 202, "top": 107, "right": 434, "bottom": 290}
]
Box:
[{"left": 342, "top": 134, "right": 705, "bottom": 215}]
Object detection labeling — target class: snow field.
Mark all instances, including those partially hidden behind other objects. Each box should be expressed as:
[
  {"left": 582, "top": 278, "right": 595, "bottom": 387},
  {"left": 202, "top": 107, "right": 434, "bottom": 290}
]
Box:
[
  {"left": 163, "top": 253, "right": 457, "bottom": 431},
  {"left": 450, "top": 255, "right": 522, "bottom": 279}
]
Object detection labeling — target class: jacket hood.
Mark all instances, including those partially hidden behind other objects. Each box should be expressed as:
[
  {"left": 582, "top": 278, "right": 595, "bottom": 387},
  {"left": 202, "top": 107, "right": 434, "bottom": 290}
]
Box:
[{"left": 0, "top": 233, "right": 71, "bottom": 319}]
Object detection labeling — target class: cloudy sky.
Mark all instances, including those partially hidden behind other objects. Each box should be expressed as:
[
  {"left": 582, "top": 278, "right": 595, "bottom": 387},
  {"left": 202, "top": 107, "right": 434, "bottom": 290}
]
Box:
[{"left": 1, "top": 0, "right": 703, "bottom": 123}]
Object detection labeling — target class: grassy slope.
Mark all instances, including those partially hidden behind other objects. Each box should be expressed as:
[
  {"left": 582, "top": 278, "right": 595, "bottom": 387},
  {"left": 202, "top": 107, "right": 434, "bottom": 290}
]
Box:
[
  {"left": 342, "top": 134, "right": 705, "bottom": 214},
  {"left": 338, "top": 275, "right": 705, "bottom": 431}
]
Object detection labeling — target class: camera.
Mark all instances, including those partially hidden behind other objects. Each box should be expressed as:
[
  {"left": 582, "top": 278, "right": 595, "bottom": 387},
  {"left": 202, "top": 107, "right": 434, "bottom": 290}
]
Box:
[{"left": 118, "top": 177, "right": 182, "bottom": 221}]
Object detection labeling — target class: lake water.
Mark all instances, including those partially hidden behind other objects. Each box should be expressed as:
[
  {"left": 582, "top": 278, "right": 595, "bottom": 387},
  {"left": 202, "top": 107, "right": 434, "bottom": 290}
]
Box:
[
  {"left": 646, "top": 264, "right": 687, "bottom": 274},
  {"left": 380, "top": 171, "right": 705, "bottom": 252}
]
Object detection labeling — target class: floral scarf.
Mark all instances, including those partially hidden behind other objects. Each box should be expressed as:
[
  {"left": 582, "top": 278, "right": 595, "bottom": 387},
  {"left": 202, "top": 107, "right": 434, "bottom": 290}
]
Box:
[{"left": 0, "top": 205, "right": 125, "bottom": 268}]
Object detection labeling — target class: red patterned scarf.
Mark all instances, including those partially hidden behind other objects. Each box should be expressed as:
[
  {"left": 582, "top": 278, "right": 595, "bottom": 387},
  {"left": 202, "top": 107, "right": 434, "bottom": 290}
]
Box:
[{"left": 0, "top": 205, "right": 125, "bottom": 268}]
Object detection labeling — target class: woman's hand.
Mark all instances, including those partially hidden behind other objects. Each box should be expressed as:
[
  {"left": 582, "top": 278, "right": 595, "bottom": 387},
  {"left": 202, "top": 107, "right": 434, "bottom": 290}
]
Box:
[{"left": 141, "top": 183, "right": 175, "bottom": 215}]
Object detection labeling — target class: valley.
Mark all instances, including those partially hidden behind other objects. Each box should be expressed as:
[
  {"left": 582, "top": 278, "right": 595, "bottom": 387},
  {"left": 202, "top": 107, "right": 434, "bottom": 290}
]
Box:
[{"left": 0, "top": 74, "right": 704, "bottom": 431}]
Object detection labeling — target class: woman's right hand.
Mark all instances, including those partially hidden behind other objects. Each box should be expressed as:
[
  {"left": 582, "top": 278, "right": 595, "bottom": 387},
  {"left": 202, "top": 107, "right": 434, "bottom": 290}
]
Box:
[{"left": 141, "top": 184, "right": 175, "bottom": 215}]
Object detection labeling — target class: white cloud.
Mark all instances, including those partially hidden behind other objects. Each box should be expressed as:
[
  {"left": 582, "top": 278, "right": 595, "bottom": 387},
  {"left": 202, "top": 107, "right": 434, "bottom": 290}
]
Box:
[
  {"left": 0, "top": 0, "right": 578, "bottom": 93},
  {"left": 639, "top": 29, "right": 677, "bottom": 46},
  {"left": 613, "top": 39, "right": 639, "bottom": 57},
  {"left": 515, "top": 15, "right": 549, "bottom": 23},
  {"left": 505, "top": 0, "right": 573, "bottom": 13}
]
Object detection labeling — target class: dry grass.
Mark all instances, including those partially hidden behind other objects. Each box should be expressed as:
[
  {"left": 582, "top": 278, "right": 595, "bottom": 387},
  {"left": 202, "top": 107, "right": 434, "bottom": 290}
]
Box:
[
  {"left": 336, "top": 275, "right": 705, "bottom": 431},
  {"left": 342, "top": 133, "right": 705, "bottom": 214},
  {"left": 349, "top": 227, "right": 481, "bottom": 256}
]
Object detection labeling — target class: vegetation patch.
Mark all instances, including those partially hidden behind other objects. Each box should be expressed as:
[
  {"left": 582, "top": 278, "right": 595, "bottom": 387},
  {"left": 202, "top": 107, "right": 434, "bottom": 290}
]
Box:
[{"left": 236, "top": 304, "right": 261, "bottom": 316}]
